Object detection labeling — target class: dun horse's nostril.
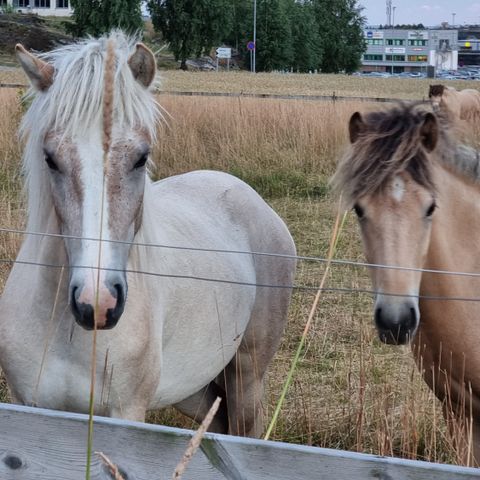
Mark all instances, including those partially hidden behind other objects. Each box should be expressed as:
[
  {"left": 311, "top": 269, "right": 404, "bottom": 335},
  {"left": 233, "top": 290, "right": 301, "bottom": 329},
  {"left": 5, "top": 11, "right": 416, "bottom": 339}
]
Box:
[
  {"left": 3, "top": 455, "right": 23, "bottom": 470},
  {"left": 408, "top": 307, "right": 417, "bottom": 330},
  {"left": 374, "top": 307, "right": 388, "bottom": 330}
]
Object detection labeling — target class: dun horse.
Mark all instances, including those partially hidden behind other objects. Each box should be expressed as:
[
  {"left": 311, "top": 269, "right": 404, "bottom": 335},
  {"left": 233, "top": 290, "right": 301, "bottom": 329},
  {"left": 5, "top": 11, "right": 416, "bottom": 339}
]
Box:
[
  {"left": 429, "top": 84, "right": 480, "bottom": 123},
  {"left": 334, "top": 102, "right": 480, "bottom": 462},
  {"left": 2, "top": 32, "right": 296, "bottom": 437}
]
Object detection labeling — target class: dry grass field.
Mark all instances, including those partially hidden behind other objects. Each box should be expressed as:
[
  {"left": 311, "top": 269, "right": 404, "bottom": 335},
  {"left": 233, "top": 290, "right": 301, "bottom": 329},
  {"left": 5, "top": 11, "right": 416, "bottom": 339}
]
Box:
[
  {"left": 3, "top": 66, "right": 480, "bottom": 99},
  {"left": 0, "top": 71, "right": 477, "bottom": 467}
]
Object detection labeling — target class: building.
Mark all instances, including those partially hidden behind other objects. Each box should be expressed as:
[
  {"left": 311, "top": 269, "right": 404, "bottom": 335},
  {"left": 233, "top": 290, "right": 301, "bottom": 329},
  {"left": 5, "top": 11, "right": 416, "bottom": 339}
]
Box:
[
  {"left": 361, "top": 28, "right": 458, "bottom": 74},
  {"left": 458, "top": 26, "right": 480, "bottom": 66},
  {"left": 3, "top": 0, "right": 72, "bottom": 16},
  {"left": 2, "top": 0, "right": 150, "bottom": 17}
]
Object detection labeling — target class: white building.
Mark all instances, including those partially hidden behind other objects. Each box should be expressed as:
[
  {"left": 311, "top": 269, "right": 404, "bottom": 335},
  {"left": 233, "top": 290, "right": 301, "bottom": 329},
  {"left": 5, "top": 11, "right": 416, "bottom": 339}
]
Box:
[
  {"left": 4, "top": 0, "right": 150, "bottom": 17},
  {"left": 5, "top": 0, "right": 72, "bottom": 16}
]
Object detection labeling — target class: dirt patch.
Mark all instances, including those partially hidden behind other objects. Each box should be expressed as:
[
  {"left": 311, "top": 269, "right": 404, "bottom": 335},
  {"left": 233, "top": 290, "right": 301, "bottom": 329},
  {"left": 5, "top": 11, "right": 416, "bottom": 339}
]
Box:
[{"left": 0, "top": 13, "right": 72, "bottom": 55}]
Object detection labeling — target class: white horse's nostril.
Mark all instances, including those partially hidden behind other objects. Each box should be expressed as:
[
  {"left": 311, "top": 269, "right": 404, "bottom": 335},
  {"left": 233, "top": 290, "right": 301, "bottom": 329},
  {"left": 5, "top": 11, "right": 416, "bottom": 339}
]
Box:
[{"left": 69, "top": 277, "right": 126, "bottom": 330}]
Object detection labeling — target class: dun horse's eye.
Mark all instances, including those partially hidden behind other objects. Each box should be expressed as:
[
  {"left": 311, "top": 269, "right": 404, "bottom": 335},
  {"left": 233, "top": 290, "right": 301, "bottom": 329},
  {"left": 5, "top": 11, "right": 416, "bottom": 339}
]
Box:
[
  {"left": 353, "top": 204, "right": 364, "bottom": 218},
  {"left": 44, "top": 154, "right": 59, "bottom": 171},
  {"left": 133, "top": 154, "right": 148, "bottom": 170},
  {"left": 426, "top": 202, "right": 436, "bottom": 217}
]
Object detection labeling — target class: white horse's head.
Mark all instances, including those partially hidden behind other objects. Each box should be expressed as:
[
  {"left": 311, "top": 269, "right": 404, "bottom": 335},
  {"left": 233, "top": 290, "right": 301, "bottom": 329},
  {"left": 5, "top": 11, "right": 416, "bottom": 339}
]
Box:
[{"left": 17, "top": 33, "right": 161, "bottom": 330}]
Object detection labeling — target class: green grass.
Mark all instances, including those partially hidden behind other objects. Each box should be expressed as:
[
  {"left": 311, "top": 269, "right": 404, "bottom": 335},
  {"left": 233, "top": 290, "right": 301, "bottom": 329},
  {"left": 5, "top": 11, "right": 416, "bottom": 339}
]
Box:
[{"left": 229, "top": 167, "right": 329, "bottom": 198}]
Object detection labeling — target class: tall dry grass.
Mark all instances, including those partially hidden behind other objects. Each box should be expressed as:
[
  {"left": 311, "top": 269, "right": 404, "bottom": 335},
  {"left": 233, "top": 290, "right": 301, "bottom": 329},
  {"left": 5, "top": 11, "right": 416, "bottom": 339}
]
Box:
[
  {"left": 160, "top": 71, "right": 440, "bottom": 99},
  {"left": 0, "top": 85, "right": 473, "bottom": 466},
  {"left": 0, "top": 89, "right": 24, "bottom": 292},
  {"left": 153, "top": 96, "right": 359, "bottom": 197},
  {"left": 0, "top": 89, "right": 24, "bottom": 403},
  {"left": 4, "top": 67, "right": 480, "bottom": 99}
]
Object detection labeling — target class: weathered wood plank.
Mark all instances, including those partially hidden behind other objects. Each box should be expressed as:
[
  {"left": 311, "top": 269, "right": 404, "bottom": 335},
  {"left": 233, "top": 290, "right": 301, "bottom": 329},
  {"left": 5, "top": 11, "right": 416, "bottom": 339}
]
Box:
[{"left": 0, "top": 402, "right": 478, "bottom": 479}]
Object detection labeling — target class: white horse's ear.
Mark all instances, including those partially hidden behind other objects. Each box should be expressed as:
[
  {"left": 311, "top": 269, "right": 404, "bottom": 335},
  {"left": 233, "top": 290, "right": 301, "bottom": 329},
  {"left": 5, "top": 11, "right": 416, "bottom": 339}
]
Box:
[
  {"left": 349, "top": 112, "right": 365, "bottom": 144},
  {"left": 15, "top": 44, "right": 54, "bottom": 92},
  {"left": 128, "top": 43, "right": 156, "bottom": 88},
  {"left": 420, "top": 112, "right": 438, "bottom": 152}
]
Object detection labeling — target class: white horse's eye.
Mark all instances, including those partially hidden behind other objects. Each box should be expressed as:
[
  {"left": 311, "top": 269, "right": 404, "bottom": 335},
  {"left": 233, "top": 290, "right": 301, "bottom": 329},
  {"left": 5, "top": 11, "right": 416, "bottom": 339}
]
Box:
[
  {"left": 133, "top": 154, "right": 148, "bottom": 170},
  {"left": 45, "top": 153, "right": 59, "bottom": 171}
]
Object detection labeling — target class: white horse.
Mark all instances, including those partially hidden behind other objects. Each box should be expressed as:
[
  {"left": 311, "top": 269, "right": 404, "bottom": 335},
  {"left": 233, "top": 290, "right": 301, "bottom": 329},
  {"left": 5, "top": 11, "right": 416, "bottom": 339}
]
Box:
[{"left": 3, "top": 31, "right": 296, "bottom": 437}]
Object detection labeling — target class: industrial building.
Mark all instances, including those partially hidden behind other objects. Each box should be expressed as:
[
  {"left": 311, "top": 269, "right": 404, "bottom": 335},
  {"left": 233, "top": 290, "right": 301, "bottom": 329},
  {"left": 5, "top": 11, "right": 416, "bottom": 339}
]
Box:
[
  {"left": 458, "top": 26, "right": 480, "bottom": 66},
  {"left": 361, "top": 28, "right": 458, "bottom": 74}
]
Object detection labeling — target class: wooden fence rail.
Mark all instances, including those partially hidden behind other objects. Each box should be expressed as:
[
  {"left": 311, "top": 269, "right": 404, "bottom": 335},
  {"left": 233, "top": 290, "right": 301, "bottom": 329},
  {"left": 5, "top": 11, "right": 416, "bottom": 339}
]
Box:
[
  {"left": 0, "top": 82, "right": 425, "bottom": 104},
  {"left": 0, "top": 403, "right": 478, "bottom": 479}
]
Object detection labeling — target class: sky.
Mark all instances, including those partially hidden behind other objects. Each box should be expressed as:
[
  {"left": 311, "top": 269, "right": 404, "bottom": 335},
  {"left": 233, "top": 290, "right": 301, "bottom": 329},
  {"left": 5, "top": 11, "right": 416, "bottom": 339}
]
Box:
[{"left": 359, "top": 0, "right": 480, "bottom": 27}]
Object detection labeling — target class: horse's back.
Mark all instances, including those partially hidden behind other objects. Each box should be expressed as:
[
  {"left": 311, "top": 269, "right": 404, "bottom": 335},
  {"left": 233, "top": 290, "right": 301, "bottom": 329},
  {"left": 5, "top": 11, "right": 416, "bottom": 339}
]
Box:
[{"left": 151, "top": 170, "right": 296, "bottom": 258}]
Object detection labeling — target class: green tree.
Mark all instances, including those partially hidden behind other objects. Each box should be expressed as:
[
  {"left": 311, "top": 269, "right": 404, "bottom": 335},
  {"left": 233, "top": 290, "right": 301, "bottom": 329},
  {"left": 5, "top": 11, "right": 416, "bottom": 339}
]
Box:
[
  {"left": 148, "top": 0, "right": 233, "bottom": 70},
  {"left": 313, "top": 0, "right": 366, "bottom": 73},
  {"left": 69, "top": 0, "right": 143, "bottom": 37},
  {"left": 225, "top": 0, "right": 252, "bottom": 53},
  {"left": 289, "top": 0, "right": 322, "bottom": 72},
  {"left": 255, "top": 0, "right": 293, "bottom": 71}
]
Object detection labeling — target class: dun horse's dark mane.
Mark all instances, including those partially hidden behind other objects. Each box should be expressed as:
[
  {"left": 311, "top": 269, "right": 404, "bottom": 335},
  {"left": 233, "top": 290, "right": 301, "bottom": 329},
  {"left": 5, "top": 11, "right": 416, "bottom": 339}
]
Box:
[
  {"left": 332, "top": 101, "right": 473, "bottom": 207},
  {"left": 429, "top": 84, "right": 446, "bottom": 97}
]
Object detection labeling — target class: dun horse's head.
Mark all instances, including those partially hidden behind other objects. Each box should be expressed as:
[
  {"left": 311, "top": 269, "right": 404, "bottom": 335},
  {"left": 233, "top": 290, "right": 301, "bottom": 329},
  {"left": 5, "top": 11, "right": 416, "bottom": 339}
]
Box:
[
  {"left": 334, "top": 103, "right": 441, "bottom": 345},
  {"left": 16, "top": 34, "right": 159, "bottom": 330},
  {"left": 428, "top": 84, "right": 445, "bottom": 109}
]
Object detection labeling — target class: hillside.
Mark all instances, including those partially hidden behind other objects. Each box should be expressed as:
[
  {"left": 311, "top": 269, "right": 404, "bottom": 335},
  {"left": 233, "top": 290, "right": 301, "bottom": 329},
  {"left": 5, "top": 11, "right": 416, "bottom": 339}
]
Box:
[{"left": 0, "top": 13, "right": 72, "bottom": 64}]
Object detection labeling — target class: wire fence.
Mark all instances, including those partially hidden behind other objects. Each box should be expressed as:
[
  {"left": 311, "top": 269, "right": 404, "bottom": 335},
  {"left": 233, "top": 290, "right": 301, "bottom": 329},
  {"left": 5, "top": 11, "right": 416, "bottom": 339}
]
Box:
[{"left": 2, "top": 226, "right": 480, "bottom": 303}]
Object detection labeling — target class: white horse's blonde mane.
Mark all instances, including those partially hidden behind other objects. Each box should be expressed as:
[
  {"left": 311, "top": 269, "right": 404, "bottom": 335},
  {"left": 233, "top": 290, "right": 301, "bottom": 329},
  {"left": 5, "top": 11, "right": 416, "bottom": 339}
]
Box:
[{"left": 19, "top": 31, "right": 162, "bottom": 233}]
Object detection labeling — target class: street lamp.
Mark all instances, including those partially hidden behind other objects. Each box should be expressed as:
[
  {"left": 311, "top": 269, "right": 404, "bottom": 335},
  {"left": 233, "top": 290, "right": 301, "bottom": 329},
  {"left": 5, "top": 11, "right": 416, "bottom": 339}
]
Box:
[
  {"left": 391, "top": 6, "right": 396, "bottom": 74},
  {"left": 253, "top": 0, "right": 257, "bottom": 73}
]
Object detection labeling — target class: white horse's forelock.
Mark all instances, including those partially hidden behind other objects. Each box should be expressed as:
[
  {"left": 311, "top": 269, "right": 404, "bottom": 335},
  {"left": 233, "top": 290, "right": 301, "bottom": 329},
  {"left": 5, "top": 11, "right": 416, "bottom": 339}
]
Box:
[{"left": 19, "top": 30, "right": 162, "bottom": 233}]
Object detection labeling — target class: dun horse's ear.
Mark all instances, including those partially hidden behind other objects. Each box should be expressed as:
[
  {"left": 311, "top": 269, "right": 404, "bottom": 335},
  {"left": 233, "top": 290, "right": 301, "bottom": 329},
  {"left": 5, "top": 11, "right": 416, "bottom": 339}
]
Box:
[
  {"left": 420, "top": 112, "right": 438, "bottom": 152},
  {"left": 15, "top": 44, "right": 54, "bottom": 92},
  {"left": 128, "top": 43, "right": 156, "bottom": 88},
  {"left": 349, "top": 112, "right": 365, "bottom": 143}
]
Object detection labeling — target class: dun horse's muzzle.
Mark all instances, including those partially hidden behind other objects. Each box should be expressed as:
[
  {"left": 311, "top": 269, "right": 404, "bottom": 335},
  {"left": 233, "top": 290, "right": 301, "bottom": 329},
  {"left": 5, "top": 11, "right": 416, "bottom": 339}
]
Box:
[
  {"left": 70, "top": 281, "right": 126, "bottom": 330},
  {"left": 374, "top": 301, "right": 418, "bottom": 345}
]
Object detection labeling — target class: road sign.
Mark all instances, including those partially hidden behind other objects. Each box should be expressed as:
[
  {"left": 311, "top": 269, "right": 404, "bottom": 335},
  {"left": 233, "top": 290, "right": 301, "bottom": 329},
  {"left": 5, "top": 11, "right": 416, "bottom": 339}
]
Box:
[
  {"left": 216, "top": 47, "right": 231, "bottom": 59},
  {"left": 247, "top": 41, "right": 255, "bottom": 51}
]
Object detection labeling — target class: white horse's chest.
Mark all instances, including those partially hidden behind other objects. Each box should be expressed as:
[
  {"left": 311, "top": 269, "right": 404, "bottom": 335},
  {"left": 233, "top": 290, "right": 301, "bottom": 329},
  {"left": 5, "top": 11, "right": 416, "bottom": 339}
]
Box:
[
  {"left": 154, "top": 281, "right": 255, "bottom": 407},
  {"left": 0, "top": 259, "right": 256, "bottom": 413},
  {"left": 0, "top": 317, "right": 149, "bottom": 415}
]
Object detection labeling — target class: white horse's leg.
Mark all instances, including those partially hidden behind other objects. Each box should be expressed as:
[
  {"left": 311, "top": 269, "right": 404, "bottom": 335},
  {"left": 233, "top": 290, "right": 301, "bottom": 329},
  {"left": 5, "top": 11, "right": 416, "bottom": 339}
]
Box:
[
  {"left": 109, "top": 405, "right": 147, "bottom": 422},
  {"left": 173, "top": 381, "right": 229, "bottom": 433},
  {"left": 224, "top": 280, "right": 293, "bottom": 437},
  {"left": 222, "top": 346, "right": 265, "bottom": 437}
]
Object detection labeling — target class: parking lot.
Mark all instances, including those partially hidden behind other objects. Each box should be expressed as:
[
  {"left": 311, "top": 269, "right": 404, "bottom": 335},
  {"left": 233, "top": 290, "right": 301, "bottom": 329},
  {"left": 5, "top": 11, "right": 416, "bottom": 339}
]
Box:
[{"left": 357, "top": 66, "right": 480, "bottom": 80}]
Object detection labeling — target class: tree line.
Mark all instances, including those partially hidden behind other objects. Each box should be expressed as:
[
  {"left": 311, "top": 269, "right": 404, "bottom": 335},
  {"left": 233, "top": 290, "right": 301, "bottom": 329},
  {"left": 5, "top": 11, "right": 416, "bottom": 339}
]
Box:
[{"left": 70, "top": 0, "right": 367, "bottom": 74}]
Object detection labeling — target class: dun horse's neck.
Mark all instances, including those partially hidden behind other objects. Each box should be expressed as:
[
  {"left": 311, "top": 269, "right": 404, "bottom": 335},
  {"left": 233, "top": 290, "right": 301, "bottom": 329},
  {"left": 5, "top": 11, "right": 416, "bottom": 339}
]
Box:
[
  {"left": 427, "top": 164, "right": 480, "bottom": 275},
  {"left": 417, "top": 163, "right": 480, "bottom": 412}
]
